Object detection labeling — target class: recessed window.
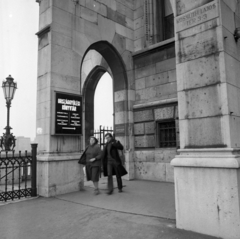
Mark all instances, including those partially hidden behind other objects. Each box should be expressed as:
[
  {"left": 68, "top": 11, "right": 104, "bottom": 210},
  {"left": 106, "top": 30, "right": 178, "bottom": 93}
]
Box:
[
  {"left": 144, "top": 0, "right": 174, "bottom": 46},
  {"left": 156, "top": 0, "right": 174, "bottom": 42},
  {"left": 157, "top": 120, "right": 176, "bottom": 148}
]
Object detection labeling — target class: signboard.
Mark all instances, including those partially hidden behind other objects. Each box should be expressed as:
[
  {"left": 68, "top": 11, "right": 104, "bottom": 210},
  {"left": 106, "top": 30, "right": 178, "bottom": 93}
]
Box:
[
  {"left": 55, "top": 92, "right": 82, "bottom": 135},
  {"left": 176, "top": 1, "right": 218, "bottom": 32}
]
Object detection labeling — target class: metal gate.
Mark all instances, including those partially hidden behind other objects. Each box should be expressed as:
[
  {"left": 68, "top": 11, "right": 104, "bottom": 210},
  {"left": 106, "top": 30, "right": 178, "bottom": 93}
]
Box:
[
  {"left": 0, "top": 144, "right": 37, "bottom": 202},
  {"left": 94, "top": 125, "right": 114, "bottom": 149}
]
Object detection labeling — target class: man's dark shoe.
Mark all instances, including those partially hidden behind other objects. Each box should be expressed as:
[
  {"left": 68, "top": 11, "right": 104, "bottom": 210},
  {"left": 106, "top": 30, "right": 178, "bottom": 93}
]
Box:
[
  {"left": 107, "top": 190, "right": 113, "bottom": 195},
  {"left": 118, "top": 189, "right": 123, "bottom": 193}
]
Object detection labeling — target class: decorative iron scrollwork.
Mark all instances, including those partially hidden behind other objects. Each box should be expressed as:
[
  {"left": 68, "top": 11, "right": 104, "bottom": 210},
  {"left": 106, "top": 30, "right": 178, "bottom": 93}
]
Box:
[{"left": 0, "top": 132, "right": 16, "bottom": 152}]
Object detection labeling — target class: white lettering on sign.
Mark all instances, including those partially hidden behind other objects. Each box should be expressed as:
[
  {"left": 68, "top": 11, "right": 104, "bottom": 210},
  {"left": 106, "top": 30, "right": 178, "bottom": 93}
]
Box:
[
  {"left": 62, "top": 105, "right": 77, "bottom": 111},
  {"left": 58, "top": 98, "right": 81, "bottom": 106},
  {"left": 176, "top": 1, "right": 218, "bottom": 32}
]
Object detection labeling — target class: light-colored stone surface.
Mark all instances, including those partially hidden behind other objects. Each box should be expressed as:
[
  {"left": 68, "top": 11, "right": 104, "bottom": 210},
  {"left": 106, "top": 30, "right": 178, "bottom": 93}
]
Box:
[
  {"left": 144, "top": 122, "right": 155, "bottom": 134},
  {"left": 115, "top": 111, "right": 127, "bottom": 124},
  {"left": 156, "top": 58, "right": 176, "bottom": 74},
  {"left": 134, "top": 150, "right": 155, "bottom": 162},
  {"left": 155, "top": 148, "right": 177, "bottom": 164},
  {"left": 98, "top": 15, "right": 116, "bottom": 42},
  {"left": 134, "top": 162, "right": 166, "bottom": 181},
  {"left": 38, "top": 45, "right": 51, "bottom": 77},
  {"left": 176, "top": 0, "right": 214, "bottom": 16},
  {"left": 134, "top": 123, "right": 144, "bottom": 135},
  {"left": 173, "top": 1, "right": 240, "bottom": 238},
  {"left": 177, "top": 53, "right": 221, "bottom": 91},
  {"left": 37, "top": 154, "right": 82, "bottom": 197},
  {"left": 39, "top": 7, "right": 52, "bottom": 30},
  {"left": 115, "top": 90, "right": 127, "bottom": 102},
  {"left": 145, "top": 72, "right": 168, "bottom": 88},
  {"left": 135, "top": 77, "right": 145, "bottom": 90},
  {"left": 176, "top": 26, "right": 222, "bottom": 64},
  {"left": 172, "top": 155, "right": 240, "bottom": 239},
  {"left": 179, "top": 117, "right": 224, "bottom": 149},
  {"left": 154, "top": 107, "right": 175, "bottom": 120},
  {"left": 134, "top": 109, "right": 154, "bottom": 122},
  {"left": 176, "top": 1, "right": 219, "bottom": 32},
  {"left": 166, "top": 163, "right": 174, "bottom": 182},
  {"left": 220, "top": 0, "right": 235, "bottom": 33},
  {"left": 229, "top": 115, "right": 240, "bottom": 148},
  {"left": 134, "top": 135, "right": 155, "bottom": 148}
]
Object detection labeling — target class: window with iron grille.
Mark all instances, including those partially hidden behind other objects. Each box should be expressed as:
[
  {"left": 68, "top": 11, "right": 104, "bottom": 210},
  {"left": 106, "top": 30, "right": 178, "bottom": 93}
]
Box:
[{"left": 157, "top": 120, "right": 176, "bottom": 148}]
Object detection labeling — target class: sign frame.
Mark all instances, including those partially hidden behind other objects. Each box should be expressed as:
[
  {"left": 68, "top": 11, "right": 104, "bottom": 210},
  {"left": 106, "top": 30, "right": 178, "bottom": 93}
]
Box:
[{"left": 54, "top": 92, "right": 82, "bottom": 136}]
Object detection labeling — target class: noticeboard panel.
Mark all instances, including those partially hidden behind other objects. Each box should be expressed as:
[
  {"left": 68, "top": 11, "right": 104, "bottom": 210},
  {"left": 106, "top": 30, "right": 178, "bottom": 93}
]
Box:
[{"left": 55, "top": 92, "right": 82, "bottom": 135}]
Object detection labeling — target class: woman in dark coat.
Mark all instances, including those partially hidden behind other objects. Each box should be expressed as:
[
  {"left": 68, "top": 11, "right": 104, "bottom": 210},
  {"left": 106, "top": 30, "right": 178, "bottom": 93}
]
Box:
[{"left": 79, "top": 136, "right": 102, "bottom": 195}]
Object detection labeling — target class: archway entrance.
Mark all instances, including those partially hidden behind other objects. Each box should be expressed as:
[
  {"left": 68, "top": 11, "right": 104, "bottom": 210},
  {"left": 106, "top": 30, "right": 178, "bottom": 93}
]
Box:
[{"left": 81, "top": 41, "right": 129, "bottom": 150}]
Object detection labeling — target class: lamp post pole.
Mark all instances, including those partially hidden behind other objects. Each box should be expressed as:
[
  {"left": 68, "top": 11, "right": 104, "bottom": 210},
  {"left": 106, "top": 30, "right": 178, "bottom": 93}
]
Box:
[
  {"left": 6, "top": 102, "right": 11, "bottom": 134},
  {"left": 0, "top": 75, "right": 17, "bottom": 152}
]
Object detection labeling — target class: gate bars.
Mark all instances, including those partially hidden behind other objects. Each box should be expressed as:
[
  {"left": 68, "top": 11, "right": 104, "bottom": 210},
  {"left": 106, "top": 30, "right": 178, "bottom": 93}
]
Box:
[
  {"left": 0, "top": 144, "right": 37, "bottom": 202},
  {"left": 94, "top": 125, "right": 114, "bottom": 149}
]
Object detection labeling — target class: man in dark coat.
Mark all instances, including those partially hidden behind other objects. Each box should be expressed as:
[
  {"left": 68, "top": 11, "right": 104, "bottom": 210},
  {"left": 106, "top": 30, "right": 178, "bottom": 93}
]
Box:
[{"left": 102, "top": 133, "right": 127, "bottom": 195}]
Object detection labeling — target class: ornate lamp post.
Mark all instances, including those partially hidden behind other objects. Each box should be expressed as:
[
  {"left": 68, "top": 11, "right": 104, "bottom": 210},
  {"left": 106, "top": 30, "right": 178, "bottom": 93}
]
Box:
[{"left": 0, "top": 75, "right": 17, "bottom": 151}]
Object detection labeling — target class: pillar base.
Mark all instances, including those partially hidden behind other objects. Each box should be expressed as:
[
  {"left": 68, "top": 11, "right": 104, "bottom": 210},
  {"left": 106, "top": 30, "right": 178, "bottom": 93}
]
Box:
[
  {"left": 171, "top": 148, "right": 240, "bottom": 239},
  {"left": 37, "top": 152, "right": 82, "bottom": 197},
  {"left": 122, "top": 150, "right": 135, "bottom": 180}
]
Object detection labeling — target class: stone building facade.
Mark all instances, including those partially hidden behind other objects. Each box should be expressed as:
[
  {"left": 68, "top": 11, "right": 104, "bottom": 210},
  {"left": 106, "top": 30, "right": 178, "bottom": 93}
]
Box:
[{"left": 36, "top": 0, "right": 240, "bottom": 238}]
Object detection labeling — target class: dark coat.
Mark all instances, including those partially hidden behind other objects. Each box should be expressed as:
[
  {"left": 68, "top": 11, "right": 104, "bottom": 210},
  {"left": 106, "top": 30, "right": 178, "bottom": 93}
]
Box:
[
  {"left": 79, "top": 144, "right": 102, "bottom": 181},
  {"left": 78, "top": 144, "right": 102, "bottom": 167},
  {"left": 102, "top": 139, "right": 127, "bottom": 177}
]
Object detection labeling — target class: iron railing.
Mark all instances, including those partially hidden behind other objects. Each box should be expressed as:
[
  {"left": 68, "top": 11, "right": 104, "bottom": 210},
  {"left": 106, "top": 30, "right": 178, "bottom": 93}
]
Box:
[
  {"left": 0, "top": 144, "right": 37, "bottom": 202},
  {"left": 94, "top": 125, "right": 114, "bottom": 149}
]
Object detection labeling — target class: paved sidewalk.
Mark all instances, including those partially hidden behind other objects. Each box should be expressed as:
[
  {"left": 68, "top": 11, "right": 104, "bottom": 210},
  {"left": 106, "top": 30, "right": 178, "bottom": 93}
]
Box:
[{"left": 0, "top": 179, "right": 221, "bottom": 239}]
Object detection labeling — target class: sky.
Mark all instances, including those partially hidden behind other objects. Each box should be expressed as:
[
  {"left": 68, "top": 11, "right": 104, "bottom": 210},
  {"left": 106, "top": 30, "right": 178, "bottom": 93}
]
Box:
[
  {"left": 0, "top": 0, "right": 39, "bottom": 141},
  {"left": 94, "top": 72, "right": 113, "bottom": 131},
  {"left": 0, "top": 0, "right": 113, "bottom": 141}
]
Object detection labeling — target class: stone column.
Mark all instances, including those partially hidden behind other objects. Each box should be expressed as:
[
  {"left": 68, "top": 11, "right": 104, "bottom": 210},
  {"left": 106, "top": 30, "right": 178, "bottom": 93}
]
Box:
[
  {"left": 171, "top": 0, "right": 240, "bottom": 238},
  {"left": 36, "top": 0, "right": 82, "bottom": 197}
]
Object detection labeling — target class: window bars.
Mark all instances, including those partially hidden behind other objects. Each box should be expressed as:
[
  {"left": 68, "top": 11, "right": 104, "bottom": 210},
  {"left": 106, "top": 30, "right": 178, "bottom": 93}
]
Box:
[
  {"left": 0, "top": 144, "right": 37, "bottom": 202},
  {"left": 158, "top": 121, "right": 176, "bottom": 148}
]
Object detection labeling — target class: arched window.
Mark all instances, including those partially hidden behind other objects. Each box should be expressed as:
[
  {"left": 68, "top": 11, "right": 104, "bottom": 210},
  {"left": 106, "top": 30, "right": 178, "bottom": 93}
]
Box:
[{"left": 144, "top": 0, "right": 174, "bottom": 46}]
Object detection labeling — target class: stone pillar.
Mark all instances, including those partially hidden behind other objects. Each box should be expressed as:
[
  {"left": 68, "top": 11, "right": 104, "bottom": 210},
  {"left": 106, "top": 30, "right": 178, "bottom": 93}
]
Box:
[
  {"left": 171, "top": 0, "right": 240, "bottom": 238},
  {"left": 36, "top": 0, "right": 82, "bottom": 197}
]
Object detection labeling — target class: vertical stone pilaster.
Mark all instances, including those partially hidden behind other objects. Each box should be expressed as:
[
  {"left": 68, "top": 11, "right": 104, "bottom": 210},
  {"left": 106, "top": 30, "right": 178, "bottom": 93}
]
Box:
[{"left": 171, "top": 1, "right": 240, "bottom": 238}]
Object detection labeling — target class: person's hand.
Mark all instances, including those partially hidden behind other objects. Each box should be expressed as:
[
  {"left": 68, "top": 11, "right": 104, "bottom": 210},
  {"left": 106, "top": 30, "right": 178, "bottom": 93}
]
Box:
[{"left": 89, "top": 158, "right": 96, "bottom": 162}]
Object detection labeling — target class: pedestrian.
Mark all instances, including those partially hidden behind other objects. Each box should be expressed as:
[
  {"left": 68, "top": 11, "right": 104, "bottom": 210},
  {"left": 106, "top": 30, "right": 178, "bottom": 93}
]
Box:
[
  {"left": 102, "top": 133, "right": 127, "bottom": 195},
  {"left": 78, "top": 136, "right": 102, "bottom": 195}
]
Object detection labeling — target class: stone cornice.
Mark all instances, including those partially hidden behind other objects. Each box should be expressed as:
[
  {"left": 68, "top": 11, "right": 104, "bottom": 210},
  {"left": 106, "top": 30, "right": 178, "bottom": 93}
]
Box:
[
  {"left": 133, "top": 98, "right": 178, "bottom": 110},
  {"left": 132, "top": 37, "right": 175, "bottom": 57},
  {"left": 171, "top": 148, "right": 240, "bottom": 168},
  {"left": 35, "top": 24, "right": 51, "bottom": 38}
]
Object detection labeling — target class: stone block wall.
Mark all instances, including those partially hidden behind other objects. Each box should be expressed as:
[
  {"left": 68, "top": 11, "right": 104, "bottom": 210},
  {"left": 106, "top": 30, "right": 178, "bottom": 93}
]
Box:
[
  {"left": 133, "top": 43, "right": 177, "bottom": 105},
  {"left": 133, "top": 105, "right": 178, "bottom": 182},
  {"left": 132, "top": 27, "right": 177, "bottom": 182}
]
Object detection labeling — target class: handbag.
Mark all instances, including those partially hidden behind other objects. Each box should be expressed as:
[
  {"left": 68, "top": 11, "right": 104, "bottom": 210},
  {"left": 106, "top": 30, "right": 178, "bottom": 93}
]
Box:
[{"left": 78, "top": 151, "right": 86, "bottom": 165}]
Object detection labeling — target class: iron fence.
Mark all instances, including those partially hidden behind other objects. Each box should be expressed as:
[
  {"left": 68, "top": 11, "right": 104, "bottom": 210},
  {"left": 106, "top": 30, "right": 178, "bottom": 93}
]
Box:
[
  {"left": 94, "top": 125, "right": 114, "bottom": 149},
  {"left": 0, "top": 144, "right": 37, "bottom": 202}
]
